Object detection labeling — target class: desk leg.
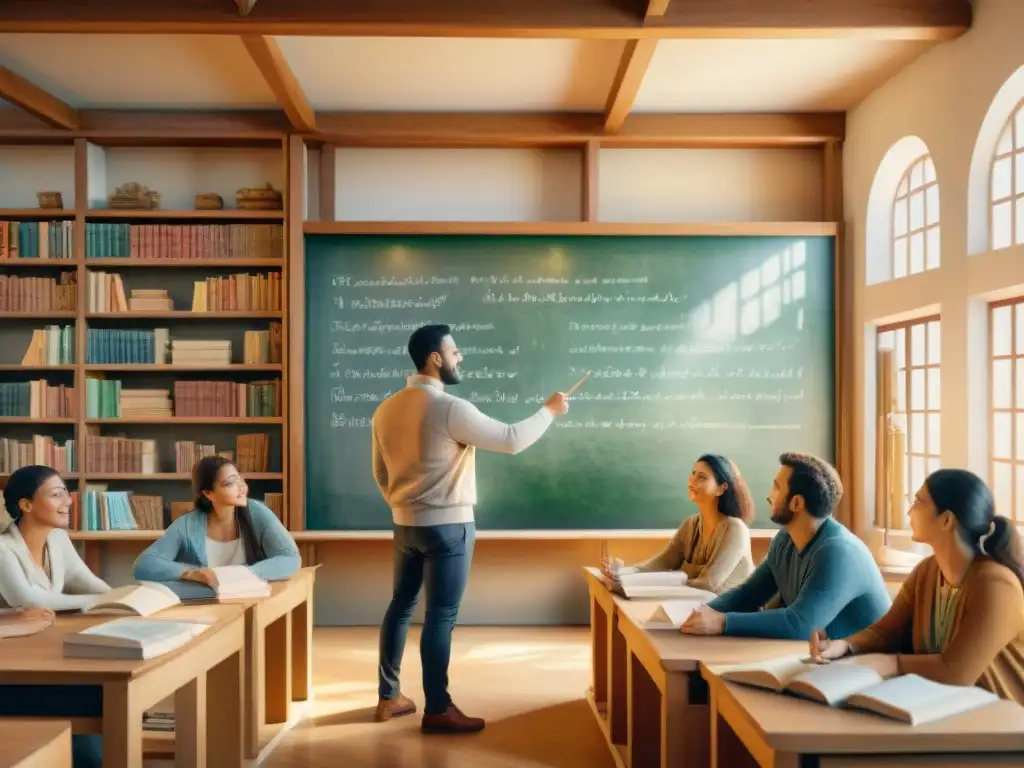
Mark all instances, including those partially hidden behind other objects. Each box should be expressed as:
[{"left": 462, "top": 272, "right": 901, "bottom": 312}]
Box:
[
  {"left": 662, "top": 674, "right": 700, "bottom": 768},
  {"left": 103, "top": 681, "right": 142, "bottom": 768},
  {"left": 265, "top": 611, "right": 293, "bottom": 724},
  {"left": 207, "top": 647, "right": 244, "bottom": 767},
  {"left": 709, "top": 687, "right": 759, "bottom": 768},
  {"left": 629, "top": 651, "right": 662, "bottom": 768},
  {"left": 592, "top": 595, "right": 609, "bottom": 705},
  {"left": 291, "top": 590, "right": 313, "bottom": 702},
  {"left": 610, "top": 613, "right": 629, "bottom": 746},
  {"left": 175, "top": 675, "right": 207, "bottom": 768}
]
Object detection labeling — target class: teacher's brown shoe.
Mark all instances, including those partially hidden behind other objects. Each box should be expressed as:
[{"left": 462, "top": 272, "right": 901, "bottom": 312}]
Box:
[
  {"left": 375, "top": 693, "right": 417, "bottom": 722},
  {"left": 421, "top": 705, "right": 485, "bottom": 734}
]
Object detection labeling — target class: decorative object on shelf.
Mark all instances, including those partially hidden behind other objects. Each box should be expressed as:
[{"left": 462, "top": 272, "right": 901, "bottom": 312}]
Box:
[
  {"left": 36, "top": 191, "right": 63, "bottom": 210},
  {"left": 108, "top": 182, "right": 161, "bottom": 210},
  {"left": 194, "top": 193, "right": 224, "bottom": 211},
  {"left": 236, "top": 183, "right": 282, "bottom": 211}
]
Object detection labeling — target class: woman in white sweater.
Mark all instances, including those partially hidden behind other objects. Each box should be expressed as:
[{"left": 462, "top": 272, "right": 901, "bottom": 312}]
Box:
[{"left": 0, "top": 465, "right": 109, "bottom": 611}]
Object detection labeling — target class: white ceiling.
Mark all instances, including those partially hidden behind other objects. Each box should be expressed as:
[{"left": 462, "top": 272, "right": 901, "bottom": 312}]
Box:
[{"left": 0, "top": 33, "right": 934, "bottom": 113}]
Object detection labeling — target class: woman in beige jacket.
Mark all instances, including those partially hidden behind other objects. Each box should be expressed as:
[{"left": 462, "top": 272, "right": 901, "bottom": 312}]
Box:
[{"left": 604, "top": 454, "right": 756, "bottom": 594}]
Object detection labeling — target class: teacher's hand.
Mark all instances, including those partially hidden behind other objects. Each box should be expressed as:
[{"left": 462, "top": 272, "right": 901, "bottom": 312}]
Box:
[{"left": 544, "top": 392, "right": 569, "bottom": 417}]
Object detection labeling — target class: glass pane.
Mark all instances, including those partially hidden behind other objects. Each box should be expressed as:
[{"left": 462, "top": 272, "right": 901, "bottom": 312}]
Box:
[
  {"left": 994, "top": 201, "right": 1013, "bottom": 249},
  {"left": 1016, "top": 413, "right": 1024, "bottom": 459},
  {"left": 910, "top": 456, "right": 926, "bottom": 498},
  {"left": 878, "top": 329, "right": 893, "bottom": 350},
  {"left": 910, "top": 191, "right": 925, "bottom": 231},
  {"left": 897, "top": 175, "right": 909, "bottom": 196},
  {"left": 1016, "top": 198, "right": 1024, "bottom": 246},
  {"left": 910, "top": 323, "right": 926, "bottom": 366},
  {"left": 925, "top": 226, "right": 940, "bottom": 270},
  {"left": 927, "top": 412, "right": 941, "bottom": 455},
  {"left": 994, "top": 412, "right": 1013, "bottom": 459},
  {"left": 894, "top": 198, "right": 908, "bottom": 237},
  {"left": 924, "top": 156, "right": 936, "bottom": 182},
  {"left": 927, "top": 456, "right": 941, "bottom": 475},
  {"left": 1016, "top": 153, "right": 1024, "bottom": 195},
  {"left": 997, "top": 123, "right": 1013, "bottom": 155},
  {"left": 993, "top": 462, "right": 1013, "bottom": 519},
  {"left": 1017, "top": 358, "right": 1024, "bottom": 408},
  {"left": 910, "top": 368, "right": 926, "bottom": 410},
  {"left": 992, "top": 304, "right": 1013, "bottom": 356},
  {"left": 1017, "top": 108, "right": 1024, "bottom": 148},
  {"left": 911, "top": 160, "right": 924, "bottom": 188},
  {"left": 994, "top": 358, "right": 1013, "bottom": 409},
  {"left": 894, "top": 237, "right": 908, "bottom": 278},
  {"left": 1017, "top": 466, "right": 1024, "bottom": 524},
  {"left": 896, "top": 369, "right": 907, "bottom": 412},
  {"left": 910, "top": 412, "right": 925, "bottom": 453},
  {"left": 895, "top": 328, "right": 906, "bottom": 367},
  {"left": 1017, "top": 303, "right": 1024, "bottom": 355},
  {"left": 927, "top": 320, "right": 941, "bottom": 364},
  {"left": 993, "top": 156, "right": 1012, "bottom": 200},
  {"left": 926, "top": 184, "right": 940, "bottom": 225},
  {"left": 927, "top": 366, "right": 940, "bottom": 410},
  {"left": 910, "top": 232, "right": 924, "bottom": 274}
]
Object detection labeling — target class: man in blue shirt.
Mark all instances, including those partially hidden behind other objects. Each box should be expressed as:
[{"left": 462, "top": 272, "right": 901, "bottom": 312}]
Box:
[{"left": 681, "top": 452, "right": 890, "bottom": 640}]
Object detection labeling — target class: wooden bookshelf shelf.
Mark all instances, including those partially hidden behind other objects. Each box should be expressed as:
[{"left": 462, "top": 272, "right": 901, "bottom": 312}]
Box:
[
  {"left": 0, "top": 417, "right": 76, "bottom": 424},
  {"left": 0, "top": 365, "right": 76, "bottom": 371},
  {"left": 86, "top": 209, "right": 284, "bottom": 221},
  {"left": 0, "top": 209, "right": 78, "bottom": 219},
  {"left": 84, "top": 364, "right": 283, "bottom": 372},
  {"left": 84, "top": 258, "right": 284, "bottom": 269},
  {"left": 86, "top": 473, "right": 283, "bottom": 481},
  {"left": 70, "top": 530, "right": 163, "bottom": 541},
  {"left": 0, "top": 260, "right": 79, "bottom": 268},
  {"left": 85, "top": 311, "right": 283, "bottom": 320},
  {"left": 85, "top": 417, "right": 283, "bottom": 425},
  {"left": 0, "top": 312, "right": 77, "bottom": 319},
  {"left": 0, "top": 472, "right": 76, "bottom": 480}
]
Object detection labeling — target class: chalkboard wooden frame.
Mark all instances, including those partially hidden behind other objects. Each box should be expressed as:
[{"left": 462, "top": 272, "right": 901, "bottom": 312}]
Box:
[{"left": 293, "top": 222, "right": 840, "bottom": 536}]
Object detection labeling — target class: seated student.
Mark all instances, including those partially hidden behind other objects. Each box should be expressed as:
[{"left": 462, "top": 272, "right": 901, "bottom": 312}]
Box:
[
  {"left": 0, "top": 465, "right": 106, "bottom": 767},
  {"left": 0, "top": 465, "right": 110, "bottom": 610},
  {"left": 681, "top": 452, "right": 890, "bottom": 640},
  {"left": 133, "top": 455, "right": 300, "bottom": 585},
  {"left": 811, "top": 469, "right": 1024, "bottom": 704},
  {"left": 602, "top": 454, "right": 755, "bottom": 593}
]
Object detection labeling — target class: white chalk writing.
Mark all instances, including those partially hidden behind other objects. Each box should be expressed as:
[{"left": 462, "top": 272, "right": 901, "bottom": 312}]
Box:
[
  {"left": 340, "top": 296, "right": 449, "bottom": 310},
  {"left": 331, "top": 320, "right": 495, "bottom": 333},
  {"left": 333, "top": 275, "right": 459, "bottom": 288},
  {"left": 482, "top": 291, "right": 680, "bottom": 305}
]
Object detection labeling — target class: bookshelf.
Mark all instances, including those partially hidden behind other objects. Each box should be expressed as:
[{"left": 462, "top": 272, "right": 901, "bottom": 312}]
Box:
[{"left": 0, "top": 135, "right": 291, "bottom": 554}]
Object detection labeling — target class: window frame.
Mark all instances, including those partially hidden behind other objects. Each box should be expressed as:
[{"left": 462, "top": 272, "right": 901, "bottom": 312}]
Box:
[
  {"left": 891, "top": 153, "right": 940, "bottom": 279},
  {"left": 989, "top": 97, "right": 1024, "bottom": 251},
  {"left": 988, "top": 297, "right": 1024, "bottom": 524}
]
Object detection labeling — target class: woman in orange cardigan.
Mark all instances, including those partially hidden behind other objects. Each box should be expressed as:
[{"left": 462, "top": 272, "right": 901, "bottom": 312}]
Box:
[{"left": 810, "top": 468, "right": 1024, "bottom": 704}]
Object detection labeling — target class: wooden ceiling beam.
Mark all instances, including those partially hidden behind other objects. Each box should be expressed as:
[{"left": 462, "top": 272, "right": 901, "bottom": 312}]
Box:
[
  {"left": 603, "top": 39, "right": 658, "bottom": 134},
  {"left": 240, "top": 35, "right": 316, "bottom": 132},
  {"left": 0, "top": 0, "right": 971, "bottom": 40},
  {"left": 0, "top": 66, "right": 79, "bottom": 130}
]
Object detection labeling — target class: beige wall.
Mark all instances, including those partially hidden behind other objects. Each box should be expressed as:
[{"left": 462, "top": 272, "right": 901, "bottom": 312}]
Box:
[{"left": 846, "top": 0, "right": 1024, "bottom": 542}]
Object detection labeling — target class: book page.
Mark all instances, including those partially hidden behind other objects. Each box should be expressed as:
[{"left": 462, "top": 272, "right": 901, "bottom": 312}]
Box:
[
  {"left": 719, "top": 654, "right": 816, "bottom": 691},
  {"left": 786, "top": 662, "right": 884, "bottom": 706},
  {"left": 846, "top": 674, "right": 999, "bottom": 725},
  {"left": 643, "top": 598, "right": 711, "bottom": 630},
  {"left": 618, "top": 571, "right": 688, "bottom": 588},
  {"left": 71, "top": 618, "right": 209, "bottom": 648},
  {"left": 85, "top": 582, "right": 181, "bottom": 617},
  {"left": 621, "top": 584, "right": 717, "bottom": 600}
]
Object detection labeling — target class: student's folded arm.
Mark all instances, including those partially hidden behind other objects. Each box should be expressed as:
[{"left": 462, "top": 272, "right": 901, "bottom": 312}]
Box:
[
  {"left": 0, "top": 551, "right": 95, "bottom": 611},
  {"left": 690, "top": 521, "right": 751, "bottom": 593},
  {"left": 58, "top": 535, "right": 111, "bottom": 595},
  {"left": 897, "top": 570, "right": 1024, "bottom": 686},
  {"left": 846, "top": 563, "right": 920, "bottom": 654},
  {"left": 371, "top": 428, "right": 388, "bottom": 494},
  {"left": 248, "top": 501, "right": 301, "bottom": 580},
  {"left": 132, "top": 517, "right": 193, "bottom": 581},
  {"left": 708, "top": 558, "right": 778, "bottom": 615},
  {"left": 720, "top": 544, "right": 858, "bottom": 640},
  {"left": 447, "top": 399, "right": 553, "bottom": 455}
]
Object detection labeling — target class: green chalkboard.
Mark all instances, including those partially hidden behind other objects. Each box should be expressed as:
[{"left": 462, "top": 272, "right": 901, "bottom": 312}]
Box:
[{"left": 304, "top": 234, "right": 834, "bottom": 531}]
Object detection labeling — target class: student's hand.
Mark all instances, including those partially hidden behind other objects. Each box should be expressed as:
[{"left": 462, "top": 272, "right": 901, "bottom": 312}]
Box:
[
  {"left": 849, "top": 653, "right": 899, "bottom": 678},
  {"left": 18, "top": 607, "right": 55, "bottom": 624},
  {"left": 598, "top": 561, "right": 619, "bottom": 583},
  {"left": 809, "top": 629, "right": 849, "bottom": 663},
  {"left": 680, "top": 606, "right": 725, "bottom": 636},
  {"left": 544, "top": 392, "right": 569, "bottom": 417},
  {"left": 181, "top": 568, "right": 218, "bottom": 588}
]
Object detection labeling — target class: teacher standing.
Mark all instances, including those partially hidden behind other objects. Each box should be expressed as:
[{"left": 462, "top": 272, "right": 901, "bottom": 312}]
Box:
[{"left": 371, "top": 323, "right": 568, "bottom": 734}]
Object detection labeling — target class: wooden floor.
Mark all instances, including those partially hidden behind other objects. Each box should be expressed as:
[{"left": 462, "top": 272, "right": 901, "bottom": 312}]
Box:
[{"left": 154, "top": 626, "right": 615, "bottom": 768}]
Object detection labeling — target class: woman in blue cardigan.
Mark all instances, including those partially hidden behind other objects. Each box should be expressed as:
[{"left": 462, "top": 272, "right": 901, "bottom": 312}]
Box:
[{"left": 133, "top": 456, "right": 300, "bottom": 585}]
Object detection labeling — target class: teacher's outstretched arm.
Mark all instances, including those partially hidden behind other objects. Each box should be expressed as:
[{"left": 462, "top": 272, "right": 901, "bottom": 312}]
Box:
[{"left": 447, "top": 392, "right": 568, "bottom": 455}]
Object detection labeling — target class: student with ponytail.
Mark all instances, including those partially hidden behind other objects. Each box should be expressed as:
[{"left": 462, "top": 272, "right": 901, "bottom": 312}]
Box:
[
  {"left": 132, "top": 456, "right": 300, "bottom": 585},
  {"left": 810, "top": 468, "right": 1024, "bottom": 704}
]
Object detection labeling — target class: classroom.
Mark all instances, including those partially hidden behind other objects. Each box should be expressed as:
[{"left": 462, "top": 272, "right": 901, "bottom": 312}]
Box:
[{"left": 0, "top": 0, "right": 1023, "bottom": 765}]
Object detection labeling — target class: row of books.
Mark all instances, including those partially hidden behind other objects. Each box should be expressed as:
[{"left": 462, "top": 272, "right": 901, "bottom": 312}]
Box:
[
  {"left": 0, "top": 221, "right": 74, "bottom": 260},
  {"left": 84, "top": 433, "right": 274, "bottom": 474},
  {"left": 85, "top": 222, "right": 284, "bottom": 261},
  {"left": 63, "top": 490, "right": 285, "bottom": 531},
  {"left": 0, "top": 380, "right": 76, "bottom": 418},
  {"left": 20, "top": 326, "right": 74, "bottom": 365},
  {"left": 0, "top": 436, "right": 75, "bottom": 474},
  {"left": 86, "top": 271, "right": 282, "bottom": 313},
  {"left": 0, "top": 272, "right": 77, "bottom": 312},
  {"left": 84, "top": 380, "right": 279, "bottom": 419}
]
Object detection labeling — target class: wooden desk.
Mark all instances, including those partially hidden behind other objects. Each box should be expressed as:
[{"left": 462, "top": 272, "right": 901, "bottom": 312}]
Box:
[
  {"left": 584, "top": 566, "right": 804, "bottom": 768},
  {"left": 703, "top": 668, "right": 1024, "bottom": 767},
  {"left": 0, "top": 720, "right": 72, "bottom": 767},
  {"left": 0, "top": 603, "right": 246, "bottom": 768}
]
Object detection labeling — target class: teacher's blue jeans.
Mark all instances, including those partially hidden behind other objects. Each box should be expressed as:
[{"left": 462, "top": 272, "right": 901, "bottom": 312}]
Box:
[
  {"left": 378, "top": 522, "right": 476, "bottom": 715},
  {"left": 0, "top": 684, "right": 103, "bottom": 768}
]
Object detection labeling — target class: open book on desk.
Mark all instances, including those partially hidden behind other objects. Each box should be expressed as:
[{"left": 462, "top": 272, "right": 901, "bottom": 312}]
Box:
[
  {"left": 605, "top": 570, "right": 704, "bottom": 600},
  {"left": 642, "top": 590, "right": 718, "bottom": 629},
  {"left": 139, "top": 566, "right": 273, "bottom": 604},
  {"left": 64, "top": 617, "right": 210, "bottom": 660},
  {"left": 718, "top": 654, "right": 999, "bottom": 725},
  {"left": 84, "top": 581, "right": 182, "bottom": 617}
]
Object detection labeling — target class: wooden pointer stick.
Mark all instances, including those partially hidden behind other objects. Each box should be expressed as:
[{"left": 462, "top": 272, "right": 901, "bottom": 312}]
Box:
[{"left": 565, "top": 372, "right": 591, "bottom": 397}]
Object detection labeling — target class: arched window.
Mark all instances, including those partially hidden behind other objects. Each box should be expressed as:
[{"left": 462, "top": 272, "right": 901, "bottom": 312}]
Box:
[
  {"left": 892, "top": 155, "right": 939, "bottom": 279},
  {"left": 991, "top": 99, "right": 1024, "bottom": 250}
]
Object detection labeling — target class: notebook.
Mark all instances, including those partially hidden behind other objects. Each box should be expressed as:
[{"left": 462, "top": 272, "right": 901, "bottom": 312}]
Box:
[{"left": 63, "top": 617, "right": 210, "bottom": 660}]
